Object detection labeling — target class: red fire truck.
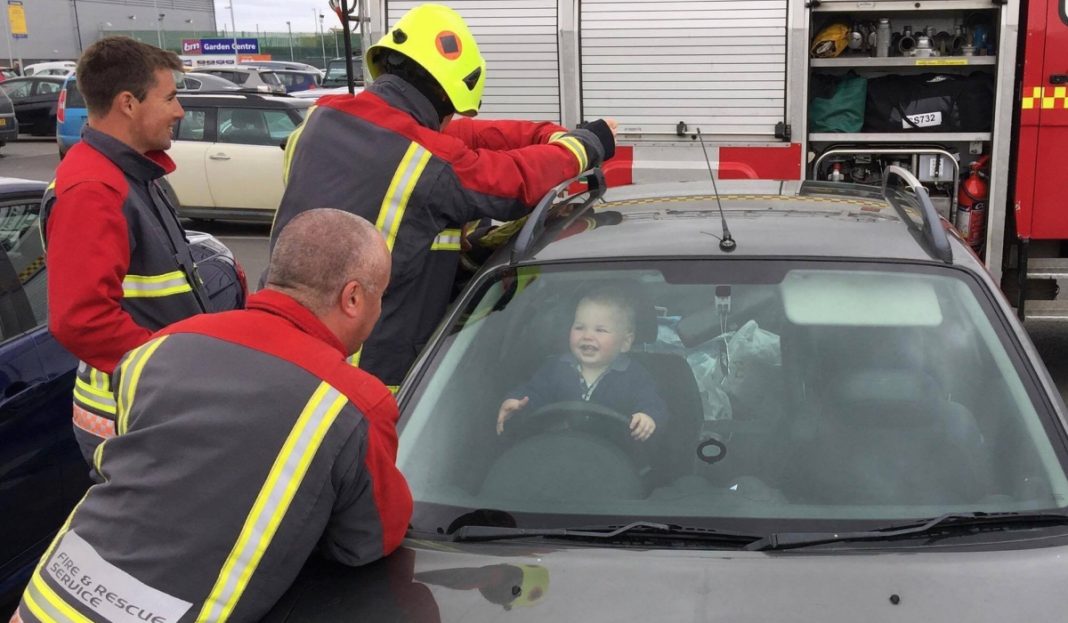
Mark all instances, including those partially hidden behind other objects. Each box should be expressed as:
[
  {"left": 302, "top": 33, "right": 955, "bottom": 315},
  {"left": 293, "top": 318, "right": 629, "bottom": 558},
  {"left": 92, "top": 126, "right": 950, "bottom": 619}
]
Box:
[{"left": 361, "top": 0, "right": 1065, "bottom": 318}]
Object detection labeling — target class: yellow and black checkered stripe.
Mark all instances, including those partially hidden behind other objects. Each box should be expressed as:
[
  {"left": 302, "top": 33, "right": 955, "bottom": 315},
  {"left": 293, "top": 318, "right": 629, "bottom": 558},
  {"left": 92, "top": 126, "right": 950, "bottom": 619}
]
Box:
[
  {"left": 17, "top": 255, "right": 44, "bottom": 283},
  {"left": 1022, "top": 86, "right": 1068, "bottom": 110}
]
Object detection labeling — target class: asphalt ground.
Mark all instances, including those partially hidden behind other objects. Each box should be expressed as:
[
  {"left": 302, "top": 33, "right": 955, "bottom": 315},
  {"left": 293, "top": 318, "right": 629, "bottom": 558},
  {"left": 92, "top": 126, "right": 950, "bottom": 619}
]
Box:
[{"left": 3, "top": 138, "right": 1068, "bottom": 403}]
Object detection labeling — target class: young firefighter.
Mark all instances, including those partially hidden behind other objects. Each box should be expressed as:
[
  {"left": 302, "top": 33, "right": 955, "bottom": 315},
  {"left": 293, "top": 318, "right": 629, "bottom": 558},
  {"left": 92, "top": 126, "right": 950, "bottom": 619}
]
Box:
[
  {"left": 272, "top": 3, "right": 617, "bottom": 392},
  {"left": 43, "top": 37, "right": 209, "bottom": 461},
  {"left": 497, "top": 286, "right": 667, "bottom": 442}
]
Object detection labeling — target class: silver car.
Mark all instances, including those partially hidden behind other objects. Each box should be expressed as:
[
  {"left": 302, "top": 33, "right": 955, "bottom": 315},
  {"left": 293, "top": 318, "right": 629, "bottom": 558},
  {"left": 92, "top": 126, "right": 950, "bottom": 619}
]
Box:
[
  {"left": 266, "top": 170, "right": 1068, "bottom": 621},
  {"left": 194, "top": 65, "right": 285, "bottom": 95}
]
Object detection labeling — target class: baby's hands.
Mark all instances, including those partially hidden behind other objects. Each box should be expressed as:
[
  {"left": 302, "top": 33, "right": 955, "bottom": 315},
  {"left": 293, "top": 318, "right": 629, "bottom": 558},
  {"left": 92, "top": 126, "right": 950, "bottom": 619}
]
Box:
[
  {"left": 630, "top": 413, "right": 656, "bottom": 441},
  {"left": 497, "top": 396, "right": 529, "bottom": 434}
]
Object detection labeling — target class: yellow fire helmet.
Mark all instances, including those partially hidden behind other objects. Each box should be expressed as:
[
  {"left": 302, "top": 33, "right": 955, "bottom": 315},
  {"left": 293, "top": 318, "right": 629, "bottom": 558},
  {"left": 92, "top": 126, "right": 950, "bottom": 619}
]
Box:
[
  {"left": 366, "top": 3, "right": 486, "bottom": 116},
  {"left": 810, "top": 23, "right": 850, "bottom": 58}
]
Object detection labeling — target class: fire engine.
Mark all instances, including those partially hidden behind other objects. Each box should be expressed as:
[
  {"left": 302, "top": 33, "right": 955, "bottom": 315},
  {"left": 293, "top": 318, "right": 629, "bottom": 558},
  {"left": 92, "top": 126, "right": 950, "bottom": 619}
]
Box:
[{"left": 355, "top": 0, "right": 1064, "bottom": 319}]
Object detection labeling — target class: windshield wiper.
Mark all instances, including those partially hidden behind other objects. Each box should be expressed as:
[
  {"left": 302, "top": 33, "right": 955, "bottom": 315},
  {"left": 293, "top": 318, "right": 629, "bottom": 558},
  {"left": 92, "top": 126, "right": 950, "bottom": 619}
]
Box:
[
  {"left": 451, "top": 521, "right": 762, "bottom": 546},
  {"left": 745, "top": 511, "right": 1068, "bottom": 551}
]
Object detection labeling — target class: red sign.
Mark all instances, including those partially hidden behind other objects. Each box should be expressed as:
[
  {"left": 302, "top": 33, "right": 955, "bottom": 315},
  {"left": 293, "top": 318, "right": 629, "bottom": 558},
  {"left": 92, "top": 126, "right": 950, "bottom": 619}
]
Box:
[{"left": 182, "top": 39, "right": 202, "bottom": 54}]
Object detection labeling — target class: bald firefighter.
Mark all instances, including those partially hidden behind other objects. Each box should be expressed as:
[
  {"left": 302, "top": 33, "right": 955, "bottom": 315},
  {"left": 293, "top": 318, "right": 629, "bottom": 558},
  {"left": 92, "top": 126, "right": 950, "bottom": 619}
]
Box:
[
  {"left": 271, "top": 3, "right": 617, "bottom": 391},
  {"left": 13, "top": 209, "right": 412, "bottom": 623}
]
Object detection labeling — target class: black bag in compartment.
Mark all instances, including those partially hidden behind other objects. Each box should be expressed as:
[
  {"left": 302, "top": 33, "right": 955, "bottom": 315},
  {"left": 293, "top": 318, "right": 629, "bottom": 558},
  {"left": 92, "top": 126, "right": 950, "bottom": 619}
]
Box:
[{"left": 864, "top": 72, "right": 993, "bottom": 132}]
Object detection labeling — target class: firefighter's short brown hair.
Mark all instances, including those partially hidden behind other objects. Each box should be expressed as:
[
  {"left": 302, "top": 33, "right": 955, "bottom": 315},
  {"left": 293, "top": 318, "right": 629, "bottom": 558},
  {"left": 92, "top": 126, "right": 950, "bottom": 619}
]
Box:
[{"left": 76, "top": 36, "right": 183, "bottom": 116}]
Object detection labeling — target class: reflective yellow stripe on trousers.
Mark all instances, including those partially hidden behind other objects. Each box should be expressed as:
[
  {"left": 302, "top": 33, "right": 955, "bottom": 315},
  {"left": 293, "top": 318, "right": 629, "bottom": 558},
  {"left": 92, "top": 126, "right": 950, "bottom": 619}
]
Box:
[
  {"left": 123, "top": 271, "right": 192, "bottom": 298},
  {"left": 196, "top": 381, "right": 349, "bottom": 623}
]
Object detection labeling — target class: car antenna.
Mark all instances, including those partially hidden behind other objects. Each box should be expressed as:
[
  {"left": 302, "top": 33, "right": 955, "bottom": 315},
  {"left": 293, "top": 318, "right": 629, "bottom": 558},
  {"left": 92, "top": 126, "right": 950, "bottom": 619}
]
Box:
[{"left": 696, "top": 128, "right": 736, "bottom": 252}]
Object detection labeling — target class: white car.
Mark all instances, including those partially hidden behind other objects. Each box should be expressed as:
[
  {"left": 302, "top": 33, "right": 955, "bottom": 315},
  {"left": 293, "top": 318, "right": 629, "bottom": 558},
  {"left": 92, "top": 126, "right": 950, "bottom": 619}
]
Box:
[
  {"left": 164, "top": 93, "right": 311, "bottom": 222},
  {"left": 289, "top": 85, "right": 363, "bottom": 100},
  {"left": 22, "top": 61, "right": 76, "bottom": 77}
]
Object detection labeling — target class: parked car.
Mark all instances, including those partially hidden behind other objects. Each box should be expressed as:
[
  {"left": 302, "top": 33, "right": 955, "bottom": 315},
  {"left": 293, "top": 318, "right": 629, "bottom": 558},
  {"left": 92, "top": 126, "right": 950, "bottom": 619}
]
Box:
[
  {"left": 321, "top": 55, "right": 364, "bottom": 88},
  {"left": 266, "top": 170, "right": 1068, "bottom": 621},
  {"left": 22, "top": 61, "right": 75, "bottom": 77},
  {"left": 0, "top": 76, "right": 64, "bottom": 136},
  {"left": 240, "top": 60, "right": 321, "bottom": 72},
  {"left": 195, "top": 65, "right": 285, "bottom": 95},
  {"left": 0, "top": 67, "right": 18, "bottom": 82},
  {"left": 55, "top": 74, "right": 85, "bottom": 159},
  {"left": 0, "top": 177, "right": 244, "bottom": 606},
  {"left": 269, "top": 69, "right": 322, "bottom": 93},
  {"left": 166, "top": 92, "right": 312, "bottom": 222},
  {"left": 290, "top": 85, "right": 361, "bottom": 100},
  {"left": 0, "top": 177, "right": 86, "bottom": 606},
  {"left": 179, "top": 72, "right": 242, "bottom": 93},
  {"left": 0, "top": 88, "right": 18, "bottom": 151}
]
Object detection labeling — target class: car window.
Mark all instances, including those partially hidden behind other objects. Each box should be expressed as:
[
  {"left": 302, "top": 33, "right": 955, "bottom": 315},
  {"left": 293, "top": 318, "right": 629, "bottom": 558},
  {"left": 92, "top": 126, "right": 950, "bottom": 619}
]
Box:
[
  {"left": 182, "top": 77, "right": 201, "bottom": 91},
  {"left": 259, "top": 71, "right": 282, "bottom": 87},
  {"left": 398, "top": 260, "right": 1068, "bottom": 534},
  {"left": 217, "top": 107, "right": 291, "bottom": 145},
  {"left": 1, "top": 80, "right": 31, "bottom": 99},
  {"left": 175, "top": 108, "right": 210, "bottom": 142},
  {"left": 62, "top": 79, "right": 85, "bottom": 108},
  {"left": 35, "top": 80, "right": 61, "bottom": 95},
  {"left": 0, "top": 201, "right": 46, "bottom": 338}
]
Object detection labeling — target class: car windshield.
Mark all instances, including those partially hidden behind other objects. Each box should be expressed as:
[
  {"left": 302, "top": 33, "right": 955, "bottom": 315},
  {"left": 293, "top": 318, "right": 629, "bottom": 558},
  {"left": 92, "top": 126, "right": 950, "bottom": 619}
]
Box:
[
  {"left": 324, "top": 60, "right": 362, "bottom": 83},
  {"left": 398, "top": 260, "right": 1068, "bottom": 535}
]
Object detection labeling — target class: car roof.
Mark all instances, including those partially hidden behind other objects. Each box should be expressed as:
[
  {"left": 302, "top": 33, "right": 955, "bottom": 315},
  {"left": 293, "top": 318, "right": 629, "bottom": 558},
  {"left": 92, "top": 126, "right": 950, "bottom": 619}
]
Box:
[
  {"left": 0, "top": 177, "right": 47, "bottom": 194},
  {"left": 504, "top": 181, "right": 974, "bottom": 269},
  {"left": 198, "top": 65, "right": 268, "bottom": 74},
  {"left": 176, "top": 92, "right": 311, "bottom": 108}
]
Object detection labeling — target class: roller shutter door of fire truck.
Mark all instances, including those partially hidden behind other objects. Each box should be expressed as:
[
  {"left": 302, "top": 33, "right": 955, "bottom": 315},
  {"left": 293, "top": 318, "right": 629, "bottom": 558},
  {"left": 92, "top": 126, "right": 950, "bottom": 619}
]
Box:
[
  {"left": 581, "top": 0, "right": 787, "bottom": 139},
  {"left": 386, "top": 0, "right": 561, "bottom": 122}
]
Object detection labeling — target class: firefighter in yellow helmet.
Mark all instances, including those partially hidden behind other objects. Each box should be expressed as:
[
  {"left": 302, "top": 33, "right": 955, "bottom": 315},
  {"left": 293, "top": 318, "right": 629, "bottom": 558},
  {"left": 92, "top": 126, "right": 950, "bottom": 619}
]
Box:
[{"left": 272, "top": 3, "right": 618, "bottom": 391}]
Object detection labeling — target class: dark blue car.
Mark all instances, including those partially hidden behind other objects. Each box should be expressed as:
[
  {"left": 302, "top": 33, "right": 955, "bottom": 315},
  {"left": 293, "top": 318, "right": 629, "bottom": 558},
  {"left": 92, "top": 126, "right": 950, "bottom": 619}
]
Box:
[{"left": 0, "top": 177, "right": 88, "bottom": 605}]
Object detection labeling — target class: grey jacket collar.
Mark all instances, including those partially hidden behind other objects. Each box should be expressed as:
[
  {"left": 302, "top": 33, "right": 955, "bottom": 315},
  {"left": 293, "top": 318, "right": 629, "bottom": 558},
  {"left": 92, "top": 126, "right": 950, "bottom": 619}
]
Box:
[
  {"left": 368, "top": 74, "right": 441, "bottom": 131},
  {"left": 81, "top": 126, "right": 170, "bottom": 182}
]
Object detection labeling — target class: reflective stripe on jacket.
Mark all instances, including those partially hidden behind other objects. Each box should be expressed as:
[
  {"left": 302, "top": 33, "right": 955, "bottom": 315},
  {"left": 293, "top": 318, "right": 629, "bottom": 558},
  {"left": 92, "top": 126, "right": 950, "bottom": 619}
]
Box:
[
  {"left": 15, "top": 289, "right": 412, "bottom": 623},
  {"left": 272, "top": 74, "right": 607, "bottom": 386}
]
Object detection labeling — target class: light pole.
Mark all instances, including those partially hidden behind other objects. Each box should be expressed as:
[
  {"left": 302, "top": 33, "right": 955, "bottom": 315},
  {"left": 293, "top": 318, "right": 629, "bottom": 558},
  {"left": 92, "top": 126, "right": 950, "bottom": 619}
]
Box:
[
  {"left": 286, "top": 21, "right": 294, "bottom": 61},
  {"left": 127, "top": 14, "right": 136, "bottom": 40},
  {"left": 185, "top": 18, "right": 195, "bottom": 40},
  {"left": 228, "top": 3, "right": 238, "bottom": 63},
  {"left": 318, "top": 12, "right": 327, "bottom": 67},
  {"left": 152, "top": 0, "right": 161, "bottom": 47},
  {"left": 333, "top": 30, "right": 339, "bottom": 57}
]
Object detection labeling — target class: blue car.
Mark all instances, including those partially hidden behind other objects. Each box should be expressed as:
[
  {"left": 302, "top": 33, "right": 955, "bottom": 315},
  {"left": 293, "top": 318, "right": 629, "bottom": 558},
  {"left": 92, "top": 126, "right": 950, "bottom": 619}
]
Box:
[
  {"left": 0, "top": 177, "right": 88, "bottom": 605},
  {"left": 56, "top": 74, "right": 87, "bottom": 160},
  {"left": 0, "top": 177, "right": 246, "bottom": 606}
]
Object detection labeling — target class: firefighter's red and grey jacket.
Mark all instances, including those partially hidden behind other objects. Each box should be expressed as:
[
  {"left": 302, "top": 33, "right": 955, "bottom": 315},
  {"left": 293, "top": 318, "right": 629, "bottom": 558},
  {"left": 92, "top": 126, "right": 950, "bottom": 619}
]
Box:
[
  {"left": 272, "top": 74, "right": 611, "bottom": 389},
  {"left": 42, "top": 127, "right": 206, "bottom": 459},
  {"left": 15, "top": 289, "right": 413, "bottom": 623}
]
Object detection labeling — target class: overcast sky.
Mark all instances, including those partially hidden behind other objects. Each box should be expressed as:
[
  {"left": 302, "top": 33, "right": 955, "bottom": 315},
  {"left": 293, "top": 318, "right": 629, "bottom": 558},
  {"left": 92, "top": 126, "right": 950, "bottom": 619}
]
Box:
[{"left": 213, "top": 0, "right": 345, "bottom": 34}]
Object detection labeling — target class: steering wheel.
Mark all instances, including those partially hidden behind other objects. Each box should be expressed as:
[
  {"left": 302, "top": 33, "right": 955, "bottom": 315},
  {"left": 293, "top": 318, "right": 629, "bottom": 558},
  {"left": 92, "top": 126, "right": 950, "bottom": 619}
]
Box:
[{"left": 503, "top": 400, "right": 643, "bottom": 465}]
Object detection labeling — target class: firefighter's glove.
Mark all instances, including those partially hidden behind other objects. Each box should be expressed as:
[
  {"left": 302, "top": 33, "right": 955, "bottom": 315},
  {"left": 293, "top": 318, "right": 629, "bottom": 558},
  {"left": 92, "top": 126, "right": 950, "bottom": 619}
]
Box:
[{"left": 575, "top": 119, "right": 616, "bottom": 164}]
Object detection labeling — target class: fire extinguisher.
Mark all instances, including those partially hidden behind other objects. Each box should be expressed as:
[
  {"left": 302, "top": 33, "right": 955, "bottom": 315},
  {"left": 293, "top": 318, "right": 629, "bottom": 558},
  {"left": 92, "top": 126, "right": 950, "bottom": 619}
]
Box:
[{"left": 955, "top": 154, "right": 990, "bottom": 250}]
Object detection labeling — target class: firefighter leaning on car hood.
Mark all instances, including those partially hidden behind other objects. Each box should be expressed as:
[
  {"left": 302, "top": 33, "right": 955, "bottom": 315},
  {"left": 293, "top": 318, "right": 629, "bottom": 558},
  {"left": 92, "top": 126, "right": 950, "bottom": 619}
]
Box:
[
  {"left": 271, "top": 2, "right": 618, "bottom": 391},
  {"left": 41, "top": 36, "right": 212, "bottom": 463},
  {"left": 13, "top": 209, "right": 413, "bottom": 623}
]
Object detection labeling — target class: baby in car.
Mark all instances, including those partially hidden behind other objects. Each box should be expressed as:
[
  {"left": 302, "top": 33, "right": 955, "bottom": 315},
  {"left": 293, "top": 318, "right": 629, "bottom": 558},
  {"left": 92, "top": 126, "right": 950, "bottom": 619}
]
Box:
[{"left": 497, "top": 286, "right": 667, "bottom": 441}]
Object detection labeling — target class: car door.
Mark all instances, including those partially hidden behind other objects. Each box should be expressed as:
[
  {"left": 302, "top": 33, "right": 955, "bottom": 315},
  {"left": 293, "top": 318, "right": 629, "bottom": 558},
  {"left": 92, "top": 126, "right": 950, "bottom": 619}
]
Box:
[
  {"left": 204, "top": 106, "right": 296, "bottom": 213},
  {"left": 166, "top": 107, "right": 217, "bottom": 213},
  {"left": 0, "top": 78, "right": 33, "bottom": 127},
  {"left": 0, "top": 197, "right": 84, "bottom": 599},
  {"left": 24, "top": 79, "right": 61, "bottom": 134}
]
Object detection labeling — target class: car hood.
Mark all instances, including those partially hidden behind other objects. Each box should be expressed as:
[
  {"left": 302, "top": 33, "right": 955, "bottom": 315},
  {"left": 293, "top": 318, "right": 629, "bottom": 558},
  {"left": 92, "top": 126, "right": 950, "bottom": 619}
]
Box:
[{"left": 267, "top": 537, "right": 1068, "bottom": 621}]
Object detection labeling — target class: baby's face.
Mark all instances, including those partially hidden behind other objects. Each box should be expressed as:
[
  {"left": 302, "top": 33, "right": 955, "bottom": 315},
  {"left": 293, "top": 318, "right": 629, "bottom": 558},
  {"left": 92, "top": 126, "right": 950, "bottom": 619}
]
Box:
[{"left": 569, "top": 300, "right": 634, "bottom": 369}]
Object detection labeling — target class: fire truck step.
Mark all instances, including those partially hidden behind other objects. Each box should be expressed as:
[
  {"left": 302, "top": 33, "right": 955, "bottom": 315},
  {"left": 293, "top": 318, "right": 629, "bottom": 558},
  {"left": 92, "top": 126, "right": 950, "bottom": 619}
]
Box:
[
  {"left": 1026, "top": 258, "right": 1068, "bottom": 280},
  {"left": 1023, "top": 300, "right": 1068, "bottom": 321}
]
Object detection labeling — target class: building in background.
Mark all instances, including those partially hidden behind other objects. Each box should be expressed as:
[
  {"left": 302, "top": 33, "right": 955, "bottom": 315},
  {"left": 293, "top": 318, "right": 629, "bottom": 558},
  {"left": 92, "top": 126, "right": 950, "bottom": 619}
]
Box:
[{"left": 2, "top": 0, "right": 215, "bottom": 63}]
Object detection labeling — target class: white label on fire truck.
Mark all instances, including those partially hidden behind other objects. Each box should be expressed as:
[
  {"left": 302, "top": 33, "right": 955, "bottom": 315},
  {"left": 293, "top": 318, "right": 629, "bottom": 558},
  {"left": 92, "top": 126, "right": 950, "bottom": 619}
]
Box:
[{"left": 903, "top": 111, "right": 943, "bottom": 129}]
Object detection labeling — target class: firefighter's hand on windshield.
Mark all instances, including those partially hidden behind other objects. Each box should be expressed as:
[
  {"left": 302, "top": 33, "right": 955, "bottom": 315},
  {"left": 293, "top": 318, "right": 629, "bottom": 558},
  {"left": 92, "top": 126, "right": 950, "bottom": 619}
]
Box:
[
  {"left": 497, "top": 396, "right": 529, "bottom": 435},
  {"left": 630, "top": 412, "right": 656, "bottom": 442}
]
